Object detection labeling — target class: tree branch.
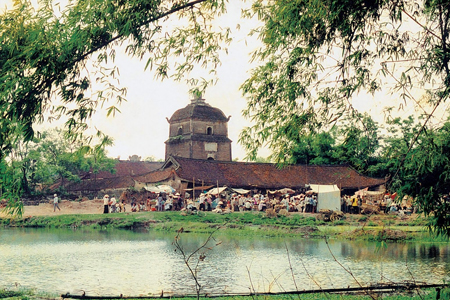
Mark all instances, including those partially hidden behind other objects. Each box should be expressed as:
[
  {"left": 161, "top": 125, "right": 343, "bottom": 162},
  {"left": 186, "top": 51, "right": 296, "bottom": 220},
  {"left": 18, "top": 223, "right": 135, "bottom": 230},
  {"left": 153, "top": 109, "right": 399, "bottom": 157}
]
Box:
[{"left": 77, "top": 0, "right": 207, "bottom": 64}]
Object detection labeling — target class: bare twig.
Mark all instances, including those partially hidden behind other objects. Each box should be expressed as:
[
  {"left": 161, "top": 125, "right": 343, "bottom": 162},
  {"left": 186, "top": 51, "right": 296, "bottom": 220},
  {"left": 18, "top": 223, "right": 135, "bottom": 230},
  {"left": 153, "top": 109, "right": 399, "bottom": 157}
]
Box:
[
  {"left": 404, "top": 255, "right": 424, "bottom": 300},
  {"left": 324, "top": 237, "right": 376, "bottom": 300},
  {"left": 284, "top": 242, "right": 300, "bottom": 292},
  {"left": 297, "top": 252, "right": 331, "bottom": 300},
  {"left": 173, "top": 225, "right": 223, "bottom": 300},
  {"left": 246, "top": 264, "right": 256, "bottom": 296},
  {"left": 268, "top": 269, "right": 291, "bottom": 296}
]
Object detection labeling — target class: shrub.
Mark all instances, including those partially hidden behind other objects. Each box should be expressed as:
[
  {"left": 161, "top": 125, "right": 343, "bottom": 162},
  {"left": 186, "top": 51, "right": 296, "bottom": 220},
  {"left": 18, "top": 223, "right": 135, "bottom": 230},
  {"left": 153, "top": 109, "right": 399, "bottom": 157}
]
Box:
[
  {"left": 265, "top": 208, "right": 277, "bottom": 218},
  {"left": 358, "top": 216, "right": 368, "bottom": 222}
]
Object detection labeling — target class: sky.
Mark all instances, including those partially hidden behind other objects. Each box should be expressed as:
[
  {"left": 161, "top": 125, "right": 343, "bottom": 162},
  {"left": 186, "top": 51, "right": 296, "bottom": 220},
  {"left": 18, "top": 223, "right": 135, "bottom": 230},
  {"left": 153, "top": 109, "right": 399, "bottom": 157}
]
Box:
[{"left": 2, "top": 0, "right": 449, "bottom": 162}]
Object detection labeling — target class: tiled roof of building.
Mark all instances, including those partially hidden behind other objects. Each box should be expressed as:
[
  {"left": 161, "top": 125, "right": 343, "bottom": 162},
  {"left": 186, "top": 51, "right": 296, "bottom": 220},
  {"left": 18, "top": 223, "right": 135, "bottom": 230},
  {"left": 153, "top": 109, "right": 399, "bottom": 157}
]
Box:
[
  {"left": 81, "top": 160, "right": 164, "bottom": 180},
  {"left": 165, "top": 156, "right": 385, "bottom": 190},
  {"left": 62, "top": 157, "right": 384, "bottom": 193},
  {"left": 63, "top": 161, "right": 164, "bottom": 191},
  {"left": 65, "top": 176, "right": 136, "bottom": 192},
  {"left": 133, "top": 168, "right": 174, "bottom": 183},
  {"left": 169, "top": 102, "right": 228, "bottom": 122}
]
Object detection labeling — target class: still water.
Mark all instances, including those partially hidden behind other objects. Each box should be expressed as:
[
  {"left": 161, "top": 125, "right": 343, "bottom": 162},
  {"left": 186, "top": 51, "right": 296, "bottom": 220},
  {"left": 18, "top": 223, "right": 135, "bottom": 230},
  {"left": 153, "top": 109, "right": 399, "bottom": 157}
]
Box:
[{"left": 0, "top": 228, "right": 449, "bottom": 296}]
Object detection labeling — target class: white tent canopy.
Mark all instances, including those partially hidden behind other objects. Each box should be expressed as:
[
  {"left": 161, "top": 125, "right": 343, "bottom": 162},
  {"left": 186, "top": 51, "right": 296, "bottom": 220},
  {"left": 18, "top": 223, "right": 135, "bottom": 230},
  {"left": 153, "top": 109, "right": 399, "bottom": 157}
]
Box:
[
  {"left": 268, "top": 188, "right": 295, "bottom": 195},
  {"left": 144, "top": 185, "right": 175, "bottom": 194},
  {"left": 158, "top": 185, "right": 175, "bottom": 193},
  {"left": 206, "top": 186, "right": 228, "bottom": 195},
  {"left": 144, "top": 186, "right": 163, "bottom": 193},
  {"left": 308, "top": 184, "right": 341, "bottom": 211},
  {"left": 231, "top": 188, "right": 251, "bottom": 194}
]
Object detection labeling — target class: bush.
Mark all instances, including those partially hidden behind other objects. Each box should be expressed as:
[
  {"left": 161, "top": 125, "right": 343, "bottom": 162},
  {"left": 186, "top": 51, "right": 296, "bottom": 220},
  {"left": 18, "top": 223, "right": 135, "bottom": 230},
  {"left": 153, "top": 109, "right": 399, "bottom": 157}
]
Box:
[
  {"left": 358, "top": 216, "right": 368, "bottom": 222},
  {"left": 265, "top": 208, "right": 277, "bottom": 218}
]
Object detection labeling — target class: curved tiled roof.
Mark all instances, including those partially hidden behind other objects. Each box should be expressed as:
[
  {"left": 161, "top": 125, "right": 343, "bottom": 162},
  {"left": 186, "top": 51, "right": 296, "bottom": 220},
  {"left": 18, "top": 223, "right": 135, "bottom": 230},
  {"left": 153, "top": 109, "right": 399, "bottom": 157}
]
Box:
[
  {"left": 80, "top": 160, "right": 164, "bottom": 180},
  {"left": 169, "top": 102, "right": 228, "bottom": 123},
  {"left": 133, "top": 168, "right": 174, "bottom": 183},
  {"left": 165, "top": 156, "right": 385, "bottom": 190},
  {"left": 62, "top": 161, "right": 165, "bottom": 191},
  {"left": 62, "top": 157, "right": 385, "bottom": 193},
  {"left": 64, "top": 176, "right": 136, "bottom": 192}
]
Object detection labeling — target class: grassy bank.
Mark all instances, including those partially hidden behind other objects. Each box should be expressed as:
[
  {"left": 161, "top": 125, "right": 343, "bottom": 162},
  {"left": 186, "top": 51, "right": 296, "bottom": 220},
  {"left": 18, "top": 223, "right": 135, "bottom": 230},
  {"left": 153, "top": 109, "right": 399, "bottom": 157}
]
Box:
[
  {"left": 1, "top": 287, "right": 449, "bottom": 300},
  {"left": 1, "top": 211, "right": 447, "bottom": 242}
]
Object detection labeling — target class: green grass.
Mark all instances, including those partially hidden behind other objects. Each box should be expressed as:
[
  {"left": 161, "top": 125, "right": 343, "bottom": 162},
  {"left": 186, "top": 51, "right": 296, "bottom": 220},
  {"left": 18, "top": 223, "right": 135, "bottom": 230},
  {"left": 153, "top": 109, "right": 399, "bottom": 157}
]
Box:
[
  {"left": 0, "top": 288, "right": 57, "bottom": 300},
  {"left": 1, "top": 288, "right": 449, "bottom": 300},
  {"left": 160, "top": 290, "right": 450, "bottom": 300},
  {"left": 1, "top": 211, "right": 446, "bottom": 242}
]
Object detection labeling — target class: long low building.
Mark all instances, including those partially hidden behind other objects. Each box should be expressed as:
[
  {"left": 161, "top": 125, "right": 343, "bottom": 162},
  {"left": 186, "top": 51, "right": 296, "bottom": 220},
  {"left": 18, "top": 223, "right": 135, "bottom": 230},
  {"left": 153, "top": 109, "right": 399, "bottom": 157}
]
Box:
[
  {"left": 62, "top": 156, "right": 385, "bottom": 197},
  {"left": 135, "top": 156, "right": 386, "bottom": 194}
]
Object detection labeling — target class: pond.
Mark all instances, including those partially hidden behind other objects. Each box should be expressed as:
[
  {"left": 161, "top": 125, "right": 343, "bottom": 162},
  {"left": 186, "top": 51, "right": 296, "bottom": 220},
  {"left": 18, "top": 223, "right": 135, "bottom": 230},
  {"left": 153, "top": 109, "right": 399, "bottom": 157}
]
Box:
[{"left": 0, "top": 228, "right": 449, "bottom": 297}]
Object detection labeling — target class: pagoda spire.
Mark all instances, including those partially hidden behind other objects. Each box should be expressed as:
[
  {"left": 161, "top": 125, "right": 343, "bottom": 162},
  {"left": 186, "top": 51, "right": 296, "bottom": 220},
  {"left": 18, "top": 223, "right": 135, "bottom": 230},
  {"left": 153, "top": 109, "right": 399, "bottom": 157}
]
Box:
[{"left": 190, "top": 91, "right": 206, "bottom": 105}]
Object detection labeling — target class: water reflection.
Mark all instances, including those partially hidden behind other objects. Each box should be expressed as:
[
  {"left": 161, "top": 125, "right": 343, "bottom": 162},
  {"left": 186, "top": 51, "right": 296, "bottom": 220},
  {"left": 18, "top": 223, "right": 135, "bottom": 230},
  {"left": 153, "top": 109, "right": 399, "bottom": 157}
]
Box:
[{"left": 0, "top": 228, "right": 448, "bottom": 296}]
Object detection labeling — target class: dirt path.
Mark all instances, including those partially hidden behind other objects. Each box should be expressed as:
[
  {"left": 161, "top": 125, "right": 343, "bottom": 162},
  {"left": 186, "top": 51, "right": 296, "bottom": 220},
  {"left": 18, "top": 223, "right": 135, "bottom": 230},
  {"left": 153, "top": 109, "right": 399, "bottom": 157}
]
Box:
[{"left": 1, "top": 199, "right": 126, "bottom": 217}]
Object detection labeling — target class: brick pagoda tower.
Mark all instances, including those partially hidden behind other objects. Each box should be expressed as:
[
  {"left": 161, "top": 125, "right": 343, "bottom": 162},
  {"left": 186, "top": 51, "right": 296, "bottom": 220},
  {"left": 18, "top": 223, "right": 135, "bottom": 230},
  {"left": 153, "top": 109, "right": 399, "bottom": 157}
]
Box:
[{"left": 165, "top": 96, "right": 232, "bottom": 161}]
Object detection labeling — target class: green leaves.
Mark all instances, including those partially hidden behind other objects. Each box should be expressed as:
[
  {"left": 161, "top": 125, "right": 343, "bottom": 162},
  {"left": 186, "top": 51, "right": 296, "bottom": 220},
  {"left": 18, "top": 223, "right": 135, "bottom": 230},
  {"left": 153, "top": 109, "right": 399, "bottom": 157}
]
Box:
[
  {"left": 1, "top": 127, "right": 117, "bottom": 216},
  {"left": 239, "top": 0, "right": 450, "bottom": 237},
  {"left": 0, "top": 0, "right": 230, "bottom": 157},
  {"left": 384, "top": 117, "right": 450, "bottom": 237}
]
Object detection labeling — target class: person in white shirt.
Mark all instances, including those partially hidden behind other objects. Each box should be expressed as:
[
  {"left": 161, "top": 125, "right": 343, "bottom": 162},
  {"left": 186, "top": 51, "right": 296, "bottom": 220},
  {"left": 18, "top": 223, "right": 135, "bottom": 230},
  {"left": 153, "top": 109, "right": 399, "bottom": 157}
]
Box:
[
  {"left": 53, "top": 194, "right": 61, "bottom": 212},
  {"left": 110, "top": 196, "right": 117, "bottom": 213},
  {"left": 103, "top": 195, "right": 110, "bottom": 214}
]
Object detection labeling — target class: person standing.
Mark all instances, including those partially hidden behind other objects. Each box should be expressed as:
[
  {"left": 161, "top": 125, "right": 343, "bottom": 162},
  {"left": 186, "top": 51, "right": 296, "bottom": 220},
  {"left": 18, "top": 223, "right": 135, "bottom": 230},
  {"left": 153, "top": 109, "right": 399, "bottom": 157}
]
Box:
[
  {"left": 357, "top": 195, "right": 362, "bottom": 214},
  {"left": 352, "top": 196, "right": 359, "bottom": 214},
  {"left": 157, "top": 193, "right": 164, "bottom": 211},
  {"left": 346, "top": 196, "right": 353, "bottom": 214},
  {"left": 146, "top": 196, "right": 152, "bottom": 211},
  {"left": 103, "top": 194, "right": 110, "bottom": 214},
  {"left": 198, "top": 194, "right": 205, "bottom": 211},
  {"left": 53, "top": 193, "right": 61, "bottom": 212},
  {"left": 312, "top": 195, "right": 317, "bottom": 213},
  {"left": 110, "top": 196, "right": 117, "bottom": 213},
  {"left": 305, "top": 195, "right": 311, "bottom": 213}
]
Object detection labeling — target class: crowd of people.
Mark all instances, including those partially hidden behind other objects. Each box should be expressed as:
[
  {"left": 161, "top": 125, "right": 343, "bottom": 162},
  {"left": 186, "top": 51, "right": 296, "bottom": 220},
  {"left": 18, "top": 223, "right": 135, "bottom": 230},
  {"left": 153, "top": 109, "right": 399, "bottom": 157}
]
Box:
[
  {"left": 102, "top": 191, "right": 322, "bottom": 214},
  {"left": 340, "top": 193, "right": 415, "bottom": 215},
  {"left": 101, "top": 189, "right": 415, "bottom": 215},
  {"left": 340, "top": 195, "right": 363, "bottom": 214}
]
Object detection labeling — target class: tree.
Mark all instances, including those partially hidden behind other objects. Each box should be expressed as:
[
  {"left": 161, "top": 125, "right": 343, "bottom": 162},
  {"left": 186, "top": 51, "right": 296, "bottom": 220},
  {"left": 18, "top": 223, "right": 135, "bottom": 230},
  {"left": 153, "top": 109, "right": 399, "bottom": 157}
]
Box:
[
  {"left": 0, "top": 128, "right": 116, "bottom": 216},
  {"left": 240, "top": 0, "right": 450, "bottom": 236},
  {"left": 77, "top": 131, "right": 117, "bottom": 190},
  {"left": 290, "top": 131, "right": 336, "bottom": 165},
  {"left": 144, "top": 156, "right": 164, "bottom": 162},
  {"left": 333, "top": 113, "right": 380, "bottom": 174},
  {"left": 0, "top": 0, "right": 230, "bottom": 160},
  {"left": 368, "top": 116, "right": 450, "bottom": 237}
]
